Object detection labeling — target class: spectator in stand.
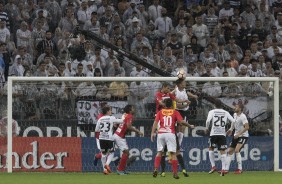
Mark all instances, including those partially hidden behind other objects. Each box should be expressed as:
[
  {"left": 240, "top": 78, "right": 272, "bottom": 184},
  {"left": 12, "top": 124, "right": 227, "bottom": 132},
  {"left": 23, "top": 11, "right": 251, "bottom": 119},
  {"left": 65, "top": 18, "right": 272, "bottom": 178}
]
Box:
[
  {"left": 37, "top": 46, "right": 58, "bottom": 67},
  {"left": 218, "top": 1, "right": 234, "bottom": 21},
  {"left": 257, "top": 55, "right": 267, "bottom": 71},
  {"left": 33, "top": 60, "right": 48, "bottom": 77},
  {"left": 154, "top": 8, "right": 173, "bottom": 45},
  {"left": 36, "top": 30, "right": 58, "bottom": 60},
  {"left": 215, "top": 42, "right": 230, "bottom": 64},
  {"left": 181, "top": 25, "right": 193, "bottom": 47},
  {"left": 58, "top": 8, "right": 78, "bottom": 33},
  {"left": 248, "top": 59, "right": 265, "bottom": 77},
  {"left": 89, "top": 47, "right": 106, "bottom": 73},
  {"left": 275, "top": 12, "right": 282, "bottom": 37},
  {"left": 109, "top": 13, "right": 125, "bottom": 36},
  {"left": 184, "top": 45, "right": 198, "bottom": 64},
  {"left": 204, "top": 6, "right": 219, "bottom": 35},
  {"left": 131, "top": 32, "right": 151, "bottom": 53},
  {"left": 74, "top": 81, "right": 97, "bottom": 97},
  {"left": 128, "top": 80, "right": 149, "bottom": 118},
  {"left": 123, "top": 0, "right": 141, "bottom": 23},
  {"left": 45, "top": 0, "right": 62, "bottom": 32},
  {"left": 267, "top": 38, "right": 282, "bottom": 59},
  {"left": 63, "top": 60, "right": 75, "bottom": 77},
  {"left": 263, "top": 59, "right": 274, "bottom": 76},
  {"left": 162, "top": 46, "right": 176, "bottom": 65},
  {"left": 99, "top": 6, "right": 114, "bottom": 28},
  {"left": 38, "top": 80, "right": 61, "bottom": 119},
  {"left": 166, "top": 31, "right": 183, "bottom": 58},
  {"left": 83, "top": 12, "right": 100, "bottom": 34},
  {"left": 148, "top": 0, "right": 162, "bottom": 22},
  {"left": 195, "top": 60, "right": 206, "bottom": 76},
  {"left": 77, "top": 0, "right": 92, "bottom": 29},
  {"left": 130, "top": 63, "right": 148, "bottom": 77},
  {"left": 108, "top": 81, "right": 129, "bottom": 100},
  {"left": 273, "top": 53, "right": 282, "bottom": 70},
  {"left": 175, "top": 18, "right": 187, "bottom": 41},
  {"left": 107, "top": 59, "right": 125, "bottom": 77},
  {"left": 251, "top": 19, "right": 268, "bottom": 41},
  {"left": 210, "top": 60, "right": 221, "bottom": 77},
  {"left": 0, "top": 2, "right": 10, "bottom": 30},
  {"left": 16, "top": 21, "right": 32, "bottom": 54},
  {"left": 225, "top": 36, "right": 243, "bottom": 61},
  {"left": 237, "top": 65, "right": 249, "bottom": 77},
  {"left": 199, "top": 48, "right": 215, "bottom": 66},
  {"left": 249, "top": 42, "right": 262, "bottom": 60},
  {"left": 201, "top": 73, "right": 222, "bottom": 97},
  {"left": 31, "top": 9, "right": 49, "bottom": 32},
  {"left": 238, "top": 19, "right": 251, "bottom": 51},
  {"left": 190, "top": 35, "right": 203, "bottom": 55},
  {"left": 118, "top": 0, "right": 129, "bottom": 16},
  {"left": 240, "top": 4, "right": 256, "bottom": 29},
  {"left": 0, "top": 19, "right": 10, "bottom": 44},
  {"left": 192, "top": 14, "right": 209, "bottom": 48},
  {"left": 257, "top": 2, "right": 275, "bottom": 33},
  {"left": 9, "top": 55, "right": 25, "bottom": 76},
  {"left": 266, "top": 25, "right": 282, "bottom": 45}
]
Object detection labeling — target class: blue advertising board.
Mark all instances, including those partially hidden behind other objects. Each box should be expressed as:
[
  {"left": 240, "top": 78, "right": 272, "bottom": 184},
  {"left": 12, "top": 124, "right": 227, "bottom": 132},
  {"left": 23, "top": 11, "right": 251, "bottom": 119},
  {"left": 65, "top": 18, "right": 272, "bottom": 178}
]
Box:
[{"left": 82, "top": 137, "right": 278, "bottom": 172}]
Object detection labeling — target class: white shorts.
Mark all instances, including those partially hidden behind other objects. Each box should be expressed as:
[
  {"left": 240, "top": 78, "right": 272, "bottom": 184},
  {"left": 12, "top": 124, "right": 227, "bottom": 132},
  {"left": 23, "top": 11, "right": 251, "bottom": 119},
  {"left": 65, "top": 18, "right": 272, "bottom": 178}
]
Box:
[
  {"left": 157, "top": 133, "right": 176, "bottom": 153},
  {"left": 96, "top": 138, "right": 100, "bottom": 150},
  {"left": 113, "top": 134, "right": 128, "bottom": 151}
]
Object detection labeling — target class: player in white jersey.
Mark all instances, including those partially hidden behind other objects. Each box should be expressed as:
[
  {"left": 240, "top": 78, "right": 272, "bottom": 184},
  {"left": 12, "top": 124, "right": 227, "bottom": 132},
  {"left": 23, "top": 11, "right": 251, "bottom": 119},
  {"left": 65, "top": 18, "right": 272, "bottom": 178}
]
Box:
[
  {"left": 168, "top": 78, "right": 197, "bottom": 177},
  {"left": 225, "top": 104, "right": 249, "bottom": 174},
  {"left": 205, "top": 99, "right": 235, "bottom": 176},
  {"left": 95, "top": 106, "right": 123, "bottom": 175}
]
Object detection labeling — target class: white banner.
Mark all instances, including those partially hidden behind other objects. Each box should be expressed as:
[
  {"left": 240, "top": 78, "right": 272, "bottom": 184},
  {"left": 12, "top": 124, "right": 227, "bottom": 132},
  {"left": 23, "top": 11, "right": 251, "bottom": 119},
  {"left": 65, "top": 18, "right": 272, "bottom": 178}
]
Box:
[
  {"left": 219, "top": 97, "right": 270, "bottom": 119},
  {"left": 76, "top": 100, "right": 127, "bottom": 125}
]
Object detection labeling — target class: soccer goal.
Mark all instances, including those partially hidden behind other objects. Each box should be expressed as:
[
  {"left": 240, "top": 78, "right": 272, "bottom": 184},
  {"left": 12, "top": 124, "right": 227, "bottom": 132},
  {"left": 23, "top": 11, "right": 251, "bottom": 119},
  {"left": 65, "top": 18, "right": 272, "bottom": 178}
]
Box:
[{"left": 2, "top": 76, "right": 280, "bottom": 173}]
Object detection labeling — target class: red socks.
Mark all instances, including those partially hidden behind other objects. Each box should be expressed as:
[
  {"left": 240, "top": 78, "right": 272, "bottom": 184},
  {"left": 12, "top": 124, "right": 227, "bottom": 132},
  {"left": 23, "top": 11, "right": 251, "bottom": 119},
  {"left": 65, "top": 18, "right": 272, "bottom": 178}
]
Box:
[
  {"left": 118, "top": 153, "right": 128, "bottom": 171},
  {"left": 154, "top": 156, "right": 161, "bottom": 169},
  {"left": 171, "top": 160, "right": 178, "bottom": 174}
]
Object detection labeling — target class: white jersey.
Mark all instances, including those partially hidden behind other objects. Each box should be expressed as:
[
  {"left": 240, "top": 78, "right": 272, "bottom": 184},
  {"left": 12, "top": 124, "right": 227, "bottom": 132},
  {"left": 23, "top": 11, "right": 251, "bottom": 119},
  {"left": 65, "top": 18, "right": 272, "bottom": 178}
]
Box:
[
  {"left": 175, "top": 87, "right": 189, "bottom": 111},
  {"left": 206, "top": 108, "right": 235, "bottom": 136},
  {"left": 95, "top": 115, "right": 123, "bottom": 141},
  {"left": 233, "top": 113, "right": 249, "bottom": 137}
]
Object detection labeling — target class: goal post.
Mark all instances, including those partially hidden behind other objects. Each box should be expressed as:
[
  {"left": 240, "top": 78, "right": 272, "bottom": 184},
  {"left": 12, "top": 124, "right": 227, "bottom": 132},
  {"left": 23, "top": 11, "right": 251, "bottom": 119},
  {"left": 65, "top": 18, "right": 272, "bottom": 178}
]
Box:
[{"left": 5, "top": 76, "right": 280, "bottom": 173}]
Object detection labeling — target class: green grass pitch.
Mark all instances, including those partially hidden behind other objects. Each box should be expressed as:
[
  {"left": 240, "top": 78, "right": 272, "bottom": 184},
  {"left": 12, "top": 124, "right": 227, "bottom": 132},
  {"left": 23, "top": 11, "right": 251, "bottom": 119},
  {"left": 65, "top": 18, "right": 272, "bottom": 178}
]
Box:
[{"left": 1, "top": 171, "right": 282, "bottom": 184}]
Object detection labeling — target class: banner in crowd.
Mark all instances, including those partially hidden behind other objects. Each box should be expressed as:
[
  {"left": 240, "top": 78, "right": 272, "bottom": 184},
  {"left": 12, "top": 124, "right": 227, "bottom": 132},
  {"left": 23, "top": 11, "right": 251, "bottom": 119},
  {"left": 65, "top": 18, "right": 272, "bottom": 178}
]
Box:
[
  {"left": 76, "top": 100, "right": 127, "bottom": 125},
  {"left": 0, "top": 137, "right": 280, "bottom": 172},
  {"left": 220, "top": 97, "right": 269, "bottom": 119}
]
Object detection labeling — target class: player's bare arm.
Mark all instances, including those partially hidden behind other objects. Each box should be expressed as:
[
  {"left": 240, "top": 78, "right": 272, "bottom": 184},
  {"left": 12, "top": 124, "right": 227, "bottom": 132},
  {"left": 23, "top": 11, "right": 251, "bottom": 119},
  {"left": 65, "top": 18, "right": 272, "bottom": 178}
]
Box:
[
  {"left": 128, "top": 124, "right": 144, "bottom": 137},
  {"left": 178, "top": 120, "right": 195, "bottom": 129},
  {"left": 151, "top": 121, "right": 158, "bottom": 142}
]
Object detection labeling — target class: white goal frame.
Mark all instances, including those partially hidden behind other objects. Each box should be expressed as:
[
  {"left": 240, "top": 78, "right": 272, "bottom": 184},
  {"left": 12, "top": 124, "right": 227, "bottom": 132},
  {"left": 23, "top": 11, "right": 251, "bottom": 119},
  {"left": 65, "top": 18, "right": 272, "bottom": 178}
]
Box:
[{"left": 7, "top": 76, "right": 280, "bottom": 172}]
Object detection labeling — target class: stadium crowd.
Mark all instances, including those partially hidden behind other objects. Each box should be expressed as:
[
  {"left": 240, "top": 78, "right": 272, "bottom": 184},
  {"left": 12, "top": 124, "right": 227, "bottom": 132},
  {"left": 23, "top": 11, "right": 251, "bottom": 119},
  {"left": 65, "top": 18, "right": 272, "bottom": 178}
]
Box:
[{"left": 0, "top": 0, "right": 281, "bottom": 122}]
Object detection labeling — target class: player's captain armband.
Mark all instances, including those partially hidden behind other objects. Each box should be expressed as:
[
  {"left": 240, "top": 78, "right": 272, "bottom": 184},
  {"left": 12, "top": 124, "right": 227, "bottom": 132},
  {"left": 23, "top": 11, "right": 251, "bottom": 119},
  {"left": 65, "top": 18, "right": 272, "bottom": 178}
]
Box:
[{"left": 173, "top": 100, "right": 176, "bottom": 109}]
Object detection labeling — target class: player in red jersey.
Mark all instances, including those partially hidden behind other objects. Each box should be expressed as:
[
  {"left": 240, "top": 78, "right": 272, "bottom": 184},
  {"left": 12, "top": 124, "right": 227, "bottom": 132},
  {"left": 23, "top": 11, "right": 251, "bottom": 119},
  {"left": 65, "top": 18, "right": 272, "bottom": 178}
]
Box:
[
  {"left": 113, "top": 105, "right": 143, "bottom": 175},
  {"left": 151, "top": 98, "right": 193, "bottom": 179},
  {"left": 94, "top": 102, "right": 109, "bottom": 166},
  {"left": 155, "top": 82, "right": 176, "bottom": 112}
]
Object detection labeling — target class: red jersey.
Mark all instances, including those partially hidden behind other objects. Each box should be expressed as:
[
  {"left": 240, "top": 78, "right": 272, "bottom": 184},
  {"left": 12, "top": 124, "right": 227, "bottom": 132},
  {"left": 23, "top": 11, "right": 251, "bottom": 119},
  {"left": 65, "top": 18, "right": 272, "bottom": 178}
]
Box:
[
  {"left": 115, "top": 113, "right": 133, "bottom": 138},
  {"left": 155, "top": 91, "right": 175, "bottom": 112},
  {"left": 155, "top": 109, "right": 183, "bottom": 134},
  {"left": 95, "top": 113, "right": 104, "bottom": 139}
]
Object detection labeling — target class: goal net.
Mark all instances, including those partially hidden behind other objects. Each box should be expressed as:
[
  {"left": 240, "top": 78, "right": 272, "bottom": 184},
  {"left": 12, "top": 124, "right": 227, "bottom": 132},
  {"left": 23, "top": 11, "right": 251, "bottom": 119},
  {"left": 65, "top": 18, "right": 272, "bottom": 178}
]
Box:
[{"left": 1, "top": 76, "right": 280, "bottom": 173}]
